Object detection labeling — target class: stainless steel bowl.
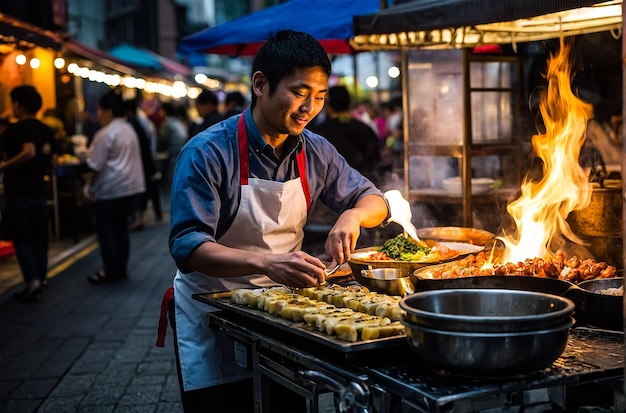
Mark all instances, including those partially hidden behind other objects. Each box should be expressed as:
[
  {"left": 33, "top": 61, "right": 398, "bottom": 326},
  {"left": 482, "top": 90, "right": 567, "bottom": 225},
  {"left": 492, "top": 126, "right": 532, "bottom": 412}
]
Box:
[
  {"left": 401, "top": 316, "right": 574, "bottom": 376},
  {"left": 400, "top": 289, "right": 575, "bottom": 332},
  {"left": 355, "top": 268, "right": 415, "bottom": 296}
]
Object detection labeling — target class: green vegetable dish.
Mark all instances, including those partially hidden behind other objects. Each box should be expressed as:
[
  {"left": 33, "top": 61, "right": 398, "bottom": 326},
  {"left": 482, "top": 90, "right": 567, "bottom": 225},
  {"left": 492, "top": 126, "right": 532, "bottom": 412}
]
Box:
[{"left": 379, "top": 235, "right": 431, "bottom": 261}]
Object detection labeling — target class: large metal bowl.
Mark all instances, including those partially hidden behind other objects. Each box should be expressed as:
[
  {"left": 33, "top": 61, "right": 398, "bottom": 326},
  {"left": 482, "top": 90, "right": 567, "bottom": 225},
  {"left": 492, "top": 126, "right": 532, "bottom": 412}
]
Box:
[
  {"left": 355, "top": 268, "right": 415, "bottom": 296},
  {"left": 400, "top": 289, "right": 575, "bottom": 332},
  {"left": 401, "top": 316, "right": 574, "bottom": 376}
]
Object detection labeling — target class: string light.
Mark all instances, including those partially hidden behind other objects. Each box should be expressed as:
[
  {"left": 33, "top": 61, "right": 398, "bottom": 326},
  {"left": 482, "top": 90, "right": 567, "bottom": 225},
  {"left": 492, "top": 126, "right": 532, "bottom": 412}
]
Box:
[
  {"left": 10, "top": 45, "right": 195, "bottom": 99},
  {"left": 54, "top": 57, "right": 65, "bottom": 69}
]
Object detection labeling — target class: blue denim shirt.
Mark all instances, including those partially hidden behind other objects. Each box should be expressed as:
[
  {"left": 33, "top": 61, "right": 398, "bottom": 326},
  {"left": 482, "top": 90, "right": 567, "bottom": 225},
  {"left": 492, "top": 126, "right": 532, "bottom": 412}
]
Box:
[{"left": 169, "top": 110, "right": 384, "bottom": 272}]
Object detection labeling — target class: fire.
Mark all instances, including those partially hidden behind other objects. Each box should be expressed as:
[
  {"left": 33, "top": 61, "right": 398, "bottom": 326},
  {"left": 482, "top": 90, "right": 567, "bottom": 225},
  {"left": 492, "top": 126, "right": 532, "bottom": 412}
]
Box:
[{"left": 500, "top": 39, "right": 594, "bottom": 263}]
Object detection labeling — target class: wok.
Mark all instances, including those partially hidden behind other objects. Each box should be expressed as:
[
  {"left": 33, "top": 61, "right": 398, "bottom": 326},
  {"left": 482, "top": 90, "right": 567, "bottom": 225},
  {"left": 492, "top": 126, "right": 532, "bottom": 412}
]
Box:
[
  {"left": 412, "top": 267, "right": 624, "bottom": 331},
  {"left": 573, "top": 277, "right": 623, "bottom": 330},
  {"left": 412, "top": 274, "right": 575, "bottom": 296}
]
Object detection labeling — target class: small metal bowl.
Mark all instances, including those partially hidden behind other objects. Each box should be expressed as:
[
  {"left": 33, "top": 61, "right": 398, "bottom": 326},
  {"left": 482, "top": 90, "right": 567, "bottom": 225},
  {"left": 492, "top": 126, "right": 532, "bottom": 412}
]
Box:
[{"left": 354, "top": 268, "right": 415, "bottom": 296}]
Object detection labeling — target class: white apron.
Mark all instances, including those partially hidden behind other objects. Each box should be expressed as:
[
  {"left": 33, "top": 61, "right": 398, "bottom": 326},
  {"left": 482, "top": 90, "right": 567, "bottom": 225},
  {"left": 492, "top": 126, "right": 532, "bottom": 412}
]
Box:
[{"left": 173, "top": 113, "right": 311, "bottom": 391}]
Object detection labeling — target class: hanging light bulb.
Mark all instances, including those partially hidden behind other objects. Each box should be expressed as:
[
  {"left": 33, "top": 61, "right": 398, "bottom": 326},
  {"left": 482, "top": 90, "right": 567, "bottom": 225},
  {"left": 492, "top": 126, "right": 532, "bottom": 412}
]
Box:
[
  {"left": 29, "top": 57, "right": 41, "bottom": 69},
  {"left": 54, "top": 57, "right": 65, "bottom": 69},
  {"left": 15, "top": 53, "right": 27, "bottom": 65}
]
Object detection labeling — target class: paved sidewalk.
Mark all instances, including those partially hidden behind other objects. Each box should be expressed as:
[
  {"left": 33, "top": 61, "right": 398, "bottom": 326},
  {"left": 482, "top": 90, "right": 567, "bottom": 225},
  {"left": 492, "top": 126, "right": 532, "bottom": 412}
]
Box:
[{"left": 0, "top": 219, "right": 182, "bottom": 413}]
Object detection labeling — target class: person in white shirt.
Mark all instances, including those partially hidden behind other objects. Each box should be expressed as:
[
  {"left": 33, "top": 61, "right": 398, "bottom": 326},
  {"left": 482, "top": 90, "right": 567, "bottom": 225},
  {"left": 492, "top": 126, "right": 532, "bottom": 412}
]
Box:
[{"left": 85, "top": 91, "right": 145, "bottom": 283}]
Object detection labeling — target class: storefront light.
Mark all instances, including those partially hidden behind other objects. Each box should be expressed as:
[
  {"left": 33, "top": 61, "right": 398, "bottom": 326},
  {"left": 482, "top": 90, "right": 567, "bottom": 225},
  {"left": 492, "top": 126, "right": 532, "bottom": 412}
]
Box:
[
  {"left": 29, "top": 57, "right": 41, "bottom": 69},
  {"left": 388, "top": 66, "right": 400, "bottom": 78},
  {"left": 104, "top": 74, "right": 121, "bottom": 87},
  {"left": 123, "top": 76, "right": 137, "bottom": 88},
  {"left": 54, "top": 57, "right": 65, "bottom": 69},
  {"left": 366, "top": 75, "right": 379, "bottom": 88},
  {"left": 195, "top": 73, "right": 208, "bottom": 84},
  {"left": 15, "top": 53, "right": 27, "bottom": 65},
  {"left": 61, "top": 60, "right": 189, "bottom": 98},
  {"left": 187, "top": 87, "right": 201, "bottom": 99}
]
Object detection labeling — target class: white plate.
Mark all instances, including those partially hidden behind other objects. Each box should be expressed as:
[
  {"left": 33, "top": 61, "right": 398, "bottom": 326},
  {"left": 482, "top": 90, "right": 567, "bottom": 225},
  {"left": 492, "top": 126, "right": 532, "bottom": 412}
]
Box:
[
  {"left": 441, "top": 177, "right": 494, "bottom": 195},
  {"left": 350, "top": 242, "right": 484, "bottom": 263}
]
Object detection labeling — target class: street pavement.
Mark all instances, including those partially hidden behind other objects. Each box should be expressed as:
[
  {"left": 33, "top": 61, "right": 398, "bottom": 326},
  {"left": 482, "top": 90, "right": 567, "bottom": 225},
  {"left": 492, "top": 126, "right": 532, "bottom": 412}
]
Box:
[
  {"left": 0, "top": 217, "right": 182, "bottom": 413},
  {"left": 0, "top": 198, "right": 391, "bottom": 413}
]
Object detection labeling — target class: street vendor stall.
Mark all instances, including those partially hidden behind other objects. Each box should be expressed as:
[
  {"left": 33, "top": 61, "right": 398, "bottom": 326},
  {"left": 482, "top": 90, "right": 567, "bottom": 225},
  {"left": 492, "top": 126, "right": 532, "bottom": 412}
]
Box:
[
  {"left": 192, "top": 283, "right": 623, "bottom": 412},
  {"left": 189, "top": 226, "right": 624, "bottom": 412},
  {"left": 181, "top": 1, "right": 625, "bottom": 411}
]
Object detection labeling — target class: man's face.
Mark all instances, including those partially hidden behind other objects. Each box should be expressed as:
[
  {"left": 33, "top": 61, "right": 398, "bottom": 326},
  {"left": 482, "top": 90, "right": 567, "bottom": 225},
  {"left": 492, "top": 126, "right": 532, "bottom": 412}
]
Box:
[{"left": 256, "top": 66, "right": 328, "bottom": 138}]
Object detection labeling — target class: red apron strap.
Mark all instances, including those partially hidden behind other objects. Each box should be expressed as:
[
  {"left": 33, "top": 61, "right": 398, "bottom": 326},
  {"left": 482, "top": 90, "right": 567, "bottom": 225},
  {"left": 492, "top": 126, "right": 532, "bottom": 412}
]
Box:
[
  {"left": 296, "top": 149, "right": 311, "bottom": 211},
  {"left": 156, "top": 286, "right": 175, "bottom": 347},
  {"left": 238, "top": 113, "right": 249, "bottom": 185},
  {"left": 238, "top": 110, "right": 311, "bottom": 210}
]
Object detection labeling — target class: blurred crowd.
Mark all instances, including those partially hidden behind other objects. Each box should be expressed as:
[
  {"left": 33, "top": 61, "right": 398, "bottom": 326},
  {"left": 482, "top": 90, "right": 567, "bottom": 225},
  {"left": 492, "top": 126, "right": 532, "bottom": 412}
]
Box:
[
  {"left": 0, "top": 86, "right": 250, "bottom": 295},
  {"left": 308, "top": 88, "right": 405, "bottom": 189}
]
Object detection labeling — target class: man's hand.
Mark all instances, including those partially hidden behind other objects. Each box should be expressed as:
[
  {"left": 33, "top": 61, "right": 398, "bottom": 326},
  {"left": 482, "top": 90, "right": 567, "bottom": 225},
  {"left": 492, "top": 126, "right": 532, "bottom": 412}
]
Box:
[
  {"left": 324, "top": 194, "right": 389, "bottom": 264},
  {"left": 184, "top": 242, "right": 327, "bottom": 287},
  {"left": 325, "top": 210, "right": 361, "bottom": 266},
  {"left": 262, "top": 251, "right": 327, "bottom": 287}
]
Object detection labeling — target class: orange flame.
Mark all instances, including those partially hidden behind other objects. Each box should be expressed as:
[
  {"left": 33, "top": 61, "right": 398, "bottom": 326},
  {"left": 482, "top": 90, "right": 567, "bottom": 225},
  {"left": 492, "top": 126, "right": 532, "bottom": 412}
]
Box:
[{"left": 500, "top": 39, "right": 594, "bottom": 263}]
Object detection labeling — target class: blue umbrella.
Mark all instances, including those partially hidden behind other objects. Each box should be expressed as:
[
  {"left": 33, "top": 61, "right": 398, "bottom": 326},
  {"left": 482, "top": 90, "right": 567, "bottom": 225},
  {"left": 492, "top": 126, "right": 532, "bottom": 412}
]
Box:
[
  {"left": 109, "top": 43, "right": 191, "bottom": 76},
  {"left": 178, "top": 0, "right": 380, "bottom": 56}
]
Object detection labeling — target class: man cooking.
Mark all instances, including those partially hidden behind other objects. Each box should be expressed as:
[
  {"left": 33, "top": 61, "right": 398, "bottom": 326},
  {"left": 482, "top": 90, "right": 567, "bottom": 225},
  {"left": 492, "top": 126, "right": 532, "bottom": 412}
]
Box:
[{"left": 165, "top": 30, "right": 390, "bottom": 412}]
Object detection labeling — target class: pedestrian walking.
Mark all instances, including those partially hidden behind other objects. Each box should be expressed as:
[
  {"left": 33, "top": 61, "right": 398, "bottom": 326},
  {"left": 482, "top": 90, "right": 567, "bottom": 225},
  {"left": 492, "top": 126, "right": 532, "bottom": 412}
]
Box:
[
  {"left": 84, "top": 91, "right": 145, "bottom": 283},
  {"left": 0, "top": 85, "right": 57, "bottom": 302}
]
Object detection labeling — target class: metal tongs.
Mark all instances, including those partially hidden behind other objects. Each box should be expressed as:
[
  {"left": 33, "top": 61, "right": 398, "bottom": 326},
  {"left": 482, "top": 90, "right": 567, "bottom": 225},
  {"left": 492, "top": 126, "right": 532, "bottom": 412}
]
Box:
[
  {"left": 284, "top": 261, "right": 341, "bottom": 292},
  {"left": 317, "top": 261, "right": 341, "bottom": 288}
]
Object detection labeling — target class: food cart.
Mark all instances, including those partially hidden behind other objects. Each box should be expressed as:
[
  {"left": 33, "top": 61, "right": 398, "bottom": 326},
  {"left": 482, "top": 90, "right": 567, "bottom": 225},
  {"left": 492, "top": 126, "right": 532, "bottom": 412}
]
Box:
[
  {"left": 189, "top": 1, "right": 625, "bottom": 411},
  {"left": 193, "top": 288, "right": 623, "bottom": 412}
]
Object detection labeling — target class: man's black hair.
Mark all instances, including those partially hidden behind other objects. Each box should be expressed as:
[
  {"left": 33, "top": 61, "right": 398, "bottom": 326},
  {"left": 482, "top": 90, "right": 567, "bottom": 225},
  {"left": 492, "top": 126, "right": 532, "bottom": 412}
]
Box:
[
  {"left": 250, "top": 30, "right": 331, "bottom": 107},
  {"left": 161, "top": 101, "right": 179, "bottom": 117},
  {"left": 196, "top": 89, "right": 218, "bottom": 106},
  {"left": 225, "top": 91, "right": 245, "bottom": 107},
  {"left": 10, "top": 85, "right": 43, "bottom": 114},
  {"left": 99, "top": 91, "right": 125, "bottom": 118},
  {"left": 326, "top": 85, "right": 351, "bottom": 112}
]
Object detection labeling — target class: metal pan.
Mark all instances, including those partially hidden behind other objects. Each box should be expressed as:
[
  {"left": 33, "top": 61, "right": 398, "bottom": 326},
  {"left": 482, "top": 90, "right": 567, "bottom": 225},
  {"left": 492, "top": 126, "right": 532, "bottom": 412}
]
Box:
[
  {"left": 411, "top": 274, "right": 575, "bottom": 297},
  {"left": 573, "top": 277, "right": 623, "bottom": 331},
  {"left": 412, "top": 266, "right": 624, "bottom": 331},
  {"left": 415, "top": 226, "right": 496, "bottom": 247}
]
